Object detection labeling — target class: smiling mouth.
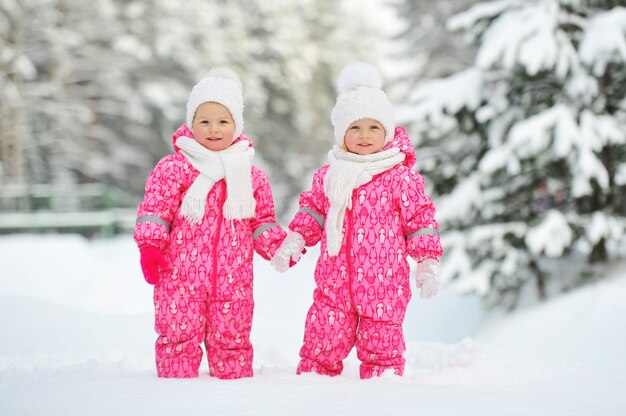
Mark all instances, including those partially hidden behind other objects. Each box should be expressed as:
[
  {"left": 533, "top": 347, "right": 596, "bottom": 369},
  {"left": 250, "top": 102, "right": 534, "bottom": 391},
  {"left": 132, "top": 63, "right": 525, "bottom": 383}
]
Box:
[{"left": 206, "top": 137, "right": 223, "bottom": 141}]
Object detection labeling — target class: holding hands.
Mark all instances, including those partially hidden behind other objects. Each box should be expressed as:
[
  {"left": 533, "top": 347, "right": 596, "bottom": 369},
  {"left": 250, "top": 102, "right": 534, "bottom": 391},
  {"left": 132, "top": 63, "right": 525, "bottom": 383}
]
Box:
[
  {"left": 271, "top": 231, "right": 306, "bottom": 272},
  {"left": 415, "top": 258, "right": 441, "bottom": 299}
]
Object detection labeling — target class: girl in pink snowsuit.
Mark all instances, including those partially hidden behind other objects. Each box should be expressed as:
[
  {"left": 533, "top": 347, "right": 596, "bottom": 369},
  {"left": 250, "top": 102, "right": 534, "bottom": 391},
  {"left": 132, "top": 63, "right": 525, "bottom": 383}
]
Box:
[
  {"left": 272, "top": 63, "right": 443, "bottom": 379},
  {"left": 134, "top": 68, "right": 286, "bottom": 379}
]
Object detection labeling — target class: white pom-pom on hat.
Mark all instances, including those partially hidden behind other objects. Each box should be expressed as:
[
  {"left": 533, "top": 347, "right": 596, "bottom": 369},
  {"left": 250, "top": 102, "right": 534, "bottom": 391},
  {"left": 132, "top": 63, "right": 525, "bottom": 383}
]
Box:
[
  {"left": 331, "top": 62, "right": 395, "bottom": 146},
  {"left": 186, "top": 66, "right": 244, "bottom": 138},
  {"left": 205, "top": 67, "right": 243, "bottom": 90},
  {"left": 337, "top": 61, "right": 382, "bottom": 93}
]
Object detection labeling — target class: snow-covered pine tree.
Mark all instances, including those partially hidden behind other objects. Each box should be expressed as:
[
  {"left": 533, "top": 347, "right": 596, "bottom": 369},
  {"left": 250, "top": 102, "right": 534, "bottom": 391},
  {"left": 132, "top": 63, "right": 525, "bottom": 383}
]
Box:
[
  {"left": 404, "top": 0, "right": 626, "bottom": 308},
  {"left": 214, "top": 0, "right": 333, "bottom": 217},
  {"left": 0, "top": 0, "right": 175, "bottom": 196},
  {"left": 390, "top": 0, "right": 478, "bottom": 94},
  {"left": 108, "top": 0, "right": 225, "bottom": 195},
  {"left": 1, "top": 0, "right": 392, "bottom": 215},
  {"left": 0, "top": 0, "right": 29, "bottom": 187},
  {"left": 215, "top": 0, "right": 384, "bottom": 218}
]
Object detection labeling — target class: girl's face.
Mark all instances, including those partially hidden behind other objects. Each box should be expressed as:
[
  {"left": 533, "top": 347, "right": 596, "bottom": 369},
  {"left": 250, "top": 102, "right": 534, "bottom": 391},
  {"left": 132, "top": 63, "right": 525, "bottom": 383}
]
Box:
[
  {"left": 191, "top": 102, "right": 236, "bottom": 151},
  {"left": 343, "top": 118, "right": 386, "bottom": 155}
]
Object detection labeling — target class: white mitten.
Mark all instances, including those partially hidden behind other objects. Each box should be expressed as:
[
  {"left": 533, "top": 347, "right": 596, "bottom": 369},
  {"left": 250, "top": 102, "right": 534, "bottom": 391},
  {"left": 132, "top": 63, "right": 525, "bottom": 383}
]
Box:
[
  {"left": 415, "top": 258, "right": 441, "bottom": 299},
  {"left": 270, "top": 231, "right": 306, "bottom": 273}
]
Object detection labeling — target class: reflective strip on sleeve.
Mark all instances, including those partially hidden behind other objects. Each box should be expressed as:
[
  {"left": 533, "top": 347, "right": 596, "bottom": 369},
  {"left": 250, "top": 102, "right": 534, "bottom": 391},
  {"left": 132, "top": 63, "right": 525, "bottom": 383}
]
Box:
[
  {"left": 406, "top": 228, "right": 440, "bottom": 240},
  {"left": 299, "top": 207, "right": 324, "bottom": 228},
  {"left": 253, "top": 222, "right": 279, "bottom": 239},
  {"left": 136, "top": 215, "right": 171, "bottom": 231}
]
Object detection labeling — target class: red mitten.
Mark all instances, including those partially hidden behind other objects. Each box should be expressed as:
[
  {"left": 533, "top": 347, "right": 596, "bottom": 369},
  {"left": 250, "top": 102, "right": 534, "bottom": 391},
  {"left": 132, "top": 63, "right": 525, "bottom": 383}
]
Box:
[{"left": 139, "top": 245, "right": 168, "bottom": 285}]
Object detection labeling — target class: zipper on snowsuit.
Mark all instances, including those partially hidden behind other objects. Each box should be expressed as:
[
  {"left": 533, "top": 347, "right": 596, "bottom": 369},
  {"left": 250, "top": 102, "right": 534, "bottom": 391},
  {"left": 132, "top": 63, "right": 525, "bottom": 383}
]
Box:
[
  {"left": 345, "top": 193, "right": 358, "bottom": 312},
  {"left": 211, "top": 182, "right": 226, "bottom": 299}
]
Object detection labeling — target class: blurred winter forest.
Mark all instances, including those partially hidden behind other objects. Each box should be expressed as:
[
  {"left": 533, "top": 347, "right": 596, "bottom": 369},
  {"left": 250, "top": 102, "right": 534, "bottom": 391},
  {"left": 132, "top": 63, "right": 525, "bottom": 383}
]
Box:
[{"left": 1, "top": 0, "right": 626, "bottom": 309}]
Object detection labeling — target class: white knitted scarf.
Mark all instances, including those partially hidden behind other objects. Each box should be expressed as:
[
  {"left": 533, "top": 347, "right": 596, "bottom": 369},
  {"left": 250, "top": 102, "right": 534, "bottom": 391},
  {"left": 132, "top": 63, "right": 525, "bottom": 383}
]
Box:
[
  {"left": 324, "top": 146, "right": 405, "bottom": 256},
  {"left": 176, "top": 136, "right": 256, "bottom": 224}
]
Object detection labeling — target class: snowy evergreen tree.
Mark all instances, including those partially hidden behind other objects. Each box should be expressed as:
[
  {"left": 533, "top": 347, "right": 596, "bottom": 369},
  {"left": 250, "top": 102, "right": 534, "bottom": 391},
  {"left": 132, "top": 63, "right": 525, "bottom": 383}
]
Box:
[
  {"left": 0, "top": 0, "right": 173, "bottom": 195},
  {"left": 209, "top": 0, "right": 385, "bottom": 217},
  {"left": 390, "top": 0, "right": 478, "bottom": 95},
  {"left": 1, "top": 0, "right": 385, "bottom": 215},
  {"left": 107, "top": 0, "right": 223, "bottom": 194},
  {"left": 404, "top": 0, "right": 626, "bottom": 308},
  {"left": 0, "top": 0, "right": 29, "bottom": 186}
]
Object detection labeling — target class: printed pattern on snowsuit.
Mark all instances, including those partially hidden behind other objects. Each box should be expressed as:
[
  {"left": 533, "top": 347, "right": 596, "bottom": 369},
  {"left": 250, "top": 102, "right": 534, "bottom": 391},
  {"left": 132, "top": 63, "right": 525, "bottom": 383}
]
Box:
[
  {"left": 134, "top": 124, "right": 286, "bottom": 379},
  {"left": 289, "top": 127, "right": 443, "bottom": 379}
]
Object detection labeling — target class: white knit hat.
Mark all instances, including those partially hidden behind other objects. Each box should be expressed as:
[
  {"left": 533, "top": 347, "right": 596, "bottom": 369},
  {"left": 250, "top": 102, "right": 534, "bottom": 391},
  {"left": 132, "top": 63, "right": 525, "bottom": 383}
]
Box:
[
  {"left": 186, "top": 67, "right": 244, "bottom": 139},
  {"left": 331, "top": 62, "right": 395, "bottom": 146}
]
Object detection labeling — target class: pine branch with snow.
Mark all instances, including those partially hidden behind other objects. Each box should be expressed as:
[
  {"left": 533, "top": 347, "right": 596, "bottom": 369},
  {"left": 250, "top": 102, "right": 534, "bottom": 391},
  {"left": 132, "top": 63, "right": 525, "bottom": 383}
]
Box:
[{"left": 403, "top": 0, "right": 626, "bottom": 308}]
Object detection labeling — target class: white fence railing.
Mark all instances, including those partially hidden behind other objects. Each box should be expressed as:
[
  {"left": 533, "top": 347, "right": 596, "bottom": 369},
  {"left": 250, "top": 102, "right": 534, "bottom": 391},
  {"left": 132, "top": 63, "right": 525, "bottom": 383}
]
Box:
[{"left": 0, "top": 183, "right": 138, "bottom": 235}]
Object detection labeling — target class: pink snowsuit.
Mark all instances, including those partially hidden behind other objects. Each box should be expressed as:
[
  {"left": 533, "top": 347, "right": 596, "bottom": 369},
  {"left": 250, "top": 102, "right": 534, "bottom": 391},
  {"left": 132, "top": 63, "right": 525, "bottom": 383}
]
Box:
[
  {"left": 134, "top": 124, "right": 286, "bottom": 379},
  {"left": 289, "top": 127, "right": 443, "bottom": 378}
]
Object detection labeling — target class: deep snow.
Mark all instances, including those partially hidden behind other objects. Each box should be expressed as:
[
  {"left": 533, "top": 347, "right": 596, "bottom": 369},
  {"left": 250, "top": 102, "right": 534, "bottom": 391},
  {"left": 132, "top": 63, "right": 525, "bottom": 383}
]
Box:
[{"left": 1, "top": 234, "right": 625, "bottom": 415}]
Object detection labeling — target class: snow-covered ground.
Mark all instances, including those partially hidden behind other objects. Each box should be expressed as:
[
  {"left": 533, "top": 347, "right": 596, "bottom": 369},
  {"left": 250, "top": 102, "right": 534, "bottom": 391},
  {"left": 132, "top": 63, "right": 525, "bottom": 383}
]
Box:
[{"left": 1, "top": 234, "right": 625, "bottom": 415}]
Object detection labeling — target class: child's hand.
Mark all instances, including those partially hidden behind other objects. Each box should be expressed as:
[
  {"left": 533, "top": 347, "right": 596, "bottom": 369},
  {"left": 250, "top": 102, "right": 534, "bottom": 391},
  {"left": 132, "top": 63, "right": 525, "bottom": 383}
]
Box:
[
  {"left": 271, "top": 231, "right": 306, "bottom": 273},
  {"left": 139, "top": 245, "right": 169, "bottom": 285},
  {"left": 415, "top": 258, "right": 440, "bottom": 299}
]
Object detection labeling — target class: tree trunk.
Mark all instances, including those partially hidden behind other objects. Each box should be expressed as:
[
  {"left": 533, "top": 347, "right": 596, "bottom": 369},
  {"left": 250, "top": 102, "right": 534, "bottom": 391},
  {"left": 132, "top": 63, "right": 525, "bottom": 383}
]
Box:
[
  {"left": 590, "top": 238, "right": 608, "bottom": 263},
  {"left": 529, "top": 259, "right": 547, "bottom": 300}
]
